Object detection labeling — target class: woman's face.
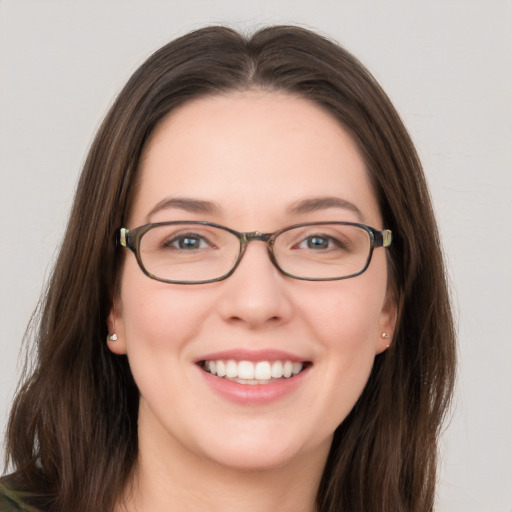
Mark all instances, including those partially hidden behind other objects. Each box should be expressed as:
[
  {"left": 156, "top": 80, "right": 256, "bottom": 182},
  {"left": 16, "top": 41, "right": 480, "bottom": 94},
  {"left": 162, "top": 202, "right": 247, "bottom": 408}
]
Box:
[{"left": 109, "top": 91, "right": 396, "bottom": 472}]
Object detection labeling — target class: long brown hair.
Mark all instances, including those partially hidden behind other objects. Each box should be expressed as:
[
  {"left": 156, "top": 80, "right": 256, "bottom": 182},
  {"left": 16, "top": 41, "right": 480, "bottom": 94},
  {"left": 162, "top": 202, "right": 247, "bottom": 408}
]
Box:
[{"left": 4, "top": 26, "right": 456, "bottom": 512}]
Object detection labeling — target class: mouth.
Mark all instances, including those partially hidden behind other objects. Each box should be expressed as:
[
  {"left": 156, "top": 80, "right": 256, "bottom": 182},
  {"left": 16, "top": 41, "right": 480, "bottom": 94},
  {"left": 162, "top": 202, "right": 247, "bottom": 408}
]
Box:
[{"left": 198, "top": 359, "right": 311, "bottom": 385}]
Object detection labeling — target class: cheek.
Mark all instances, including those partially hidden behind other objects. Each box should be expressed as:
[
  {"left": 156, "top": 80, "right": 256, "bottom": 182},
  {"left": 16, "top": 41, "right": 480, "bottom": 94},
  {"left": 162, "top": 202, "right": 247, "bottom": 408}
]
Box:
[
  {"left": 297, "top": 277, "right": 386, "bottom": 422},
  {"left": 122, "top": 293, "right": 206, "bottom": 356},
  {"left": 118, "top": 262, "right": 211, "bottom": 362},
  {"left": 319, "top": 288, "right": 380, "bottom": 380},
  {"left": 305, "top": 279, "right": 384, "bottom": 346},
  {"left": 118, "top": 278, "right": 214, "bottom": 420}
]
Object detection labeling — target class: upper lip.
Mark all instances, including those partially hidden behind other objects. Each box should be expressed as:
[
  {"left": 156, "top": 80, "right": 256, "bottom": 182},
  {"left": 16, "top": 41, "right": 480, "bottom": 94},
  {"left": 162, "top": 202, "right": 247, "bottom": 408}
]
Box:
[{"left": 195, "top": 349, "right": 310, "bottom": 364}]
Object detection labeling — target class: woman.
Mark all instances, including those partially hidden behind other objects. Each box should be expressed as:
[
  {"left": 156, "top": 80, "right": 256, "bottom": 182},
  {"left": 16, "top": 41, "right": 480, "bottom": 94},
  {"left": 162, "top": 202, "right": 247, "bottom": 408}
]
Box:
[{"left": 1, "top": 26, "right": 455, "bottom": 512}]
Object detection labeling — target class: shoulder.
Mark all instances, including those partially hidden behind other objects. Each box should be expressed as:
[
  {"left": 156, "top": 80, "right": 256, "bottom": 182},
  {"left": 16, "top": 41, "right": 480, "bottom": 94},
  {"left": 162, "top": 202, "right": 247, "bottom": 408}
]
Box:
[{"left": 0, "top": 476, "right": 45, "bottom": 512}]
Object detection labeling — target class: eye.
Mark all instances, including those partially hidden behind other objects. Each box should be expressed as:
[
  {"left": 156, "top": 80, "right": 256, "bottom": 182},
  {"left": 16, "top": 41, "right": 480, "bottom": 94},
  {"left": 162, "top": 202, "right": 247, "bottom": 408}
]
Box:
[
  {"left": 297, "top": 234, "right": 341, "bottom": 250},
  {"left": 164, "top": 233, "right": 212, "bottom": 250}
]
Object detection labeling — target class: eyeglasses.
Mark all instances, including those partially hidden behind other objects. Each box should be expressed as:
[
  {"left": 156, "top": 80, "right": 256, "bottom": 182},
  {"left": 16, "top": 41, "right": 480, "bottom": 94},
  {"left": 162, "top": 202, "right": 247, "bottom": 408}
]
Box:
[{"left": 118, "top": 221, "right": 392, "bottom": 284}]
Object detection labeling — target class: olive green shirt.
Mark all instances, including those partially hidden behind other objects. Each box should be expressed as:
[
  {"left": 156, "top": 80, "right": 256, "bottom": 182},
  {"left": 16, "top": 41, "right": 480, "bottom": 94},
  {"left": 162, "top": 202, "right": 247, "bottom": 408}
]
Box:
[{"left": 0, "top": 480, "right": 42, "bottom": 512}]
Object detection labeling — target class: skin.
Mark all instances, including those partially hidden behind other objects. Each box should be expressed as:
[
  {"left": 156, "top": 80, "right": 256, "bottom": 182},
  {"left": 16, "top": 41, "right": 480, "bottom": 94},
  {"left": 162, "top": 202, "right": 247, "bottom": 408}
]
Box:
[{"left": 108, "top": 90, "right": 396, "bottom": 512}]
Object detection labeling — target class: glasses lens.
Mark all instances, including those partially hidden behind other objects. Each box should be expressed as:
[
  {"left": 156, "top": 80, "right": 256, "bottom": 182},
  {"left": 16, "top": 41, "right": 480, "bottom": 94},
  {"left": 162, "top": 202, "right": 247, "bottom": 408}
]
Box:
[
  {"left": 139, "top": 224, "right": 240, "bottom": 283},
  {"left": 273, "top": 224, "right": 371, "bottom": 280}
]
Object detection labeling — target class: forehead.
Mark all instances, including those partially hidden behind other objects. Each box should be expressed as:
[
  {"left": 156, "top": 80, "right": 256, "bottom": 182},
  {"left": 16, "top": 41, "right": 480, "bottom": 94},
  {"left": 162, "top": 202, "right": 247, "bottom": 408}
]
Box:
[{"left": 131, "top": 90, "right": 381, "bottom": 228}]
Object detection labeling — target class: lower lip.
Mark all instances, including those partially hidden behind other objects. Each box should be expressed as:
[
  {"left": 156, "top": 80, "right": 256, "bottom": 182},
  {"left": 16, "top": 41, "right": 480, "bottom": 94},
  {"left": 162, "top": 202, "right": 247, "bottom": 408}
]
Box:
[{"left": 198, "top": 365, "right": 310, "bottom": 405}]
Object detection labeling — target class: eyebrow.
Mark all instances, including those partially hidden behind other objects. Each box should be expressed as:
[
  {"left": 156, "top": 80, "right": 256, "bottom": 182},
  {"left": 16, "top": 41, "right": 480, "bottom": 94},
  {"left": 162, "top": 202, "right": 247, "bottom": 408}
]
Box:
[
  {"left": 147, "top": 195, "right": 364, "bottom": 222},
  {"left": 286, "top": 196, "right": 364, "bottom": 221},
  {"left": 148, "top": 197, "right": 222, "bottom": 219}
]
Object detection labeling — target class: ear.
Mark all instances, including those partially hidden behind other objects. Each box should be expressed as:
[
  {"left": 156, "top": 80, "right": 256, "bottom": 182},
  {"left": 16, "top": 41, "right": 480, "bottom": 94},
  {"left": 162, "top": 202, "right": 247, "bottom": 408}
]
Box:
[
  {"left": 375, "top": 290, "right": 398, "bottom": 355},
  {"left": 107, "top": 300, "right": 128, "bottom": 355}
]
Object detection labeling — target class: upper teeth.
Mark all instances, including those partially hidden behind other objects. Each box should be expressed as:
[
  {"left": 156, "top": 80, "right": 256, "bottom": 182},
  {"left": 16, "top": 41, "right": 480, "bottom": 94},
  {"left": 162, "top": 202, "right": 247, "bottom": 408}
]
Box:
[{"left": 204, "top": 360, "right": 303, "bottom": 380}]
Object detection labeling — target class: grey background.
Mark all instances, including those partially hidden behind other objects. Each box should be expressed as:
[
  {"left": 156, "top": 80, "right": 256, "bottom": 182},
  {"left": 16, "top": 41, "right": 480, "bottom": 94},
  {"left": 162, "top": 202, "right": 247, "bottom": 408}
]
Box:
[{"left": 1, "top": 1, "right": 511, "bottom": 510}]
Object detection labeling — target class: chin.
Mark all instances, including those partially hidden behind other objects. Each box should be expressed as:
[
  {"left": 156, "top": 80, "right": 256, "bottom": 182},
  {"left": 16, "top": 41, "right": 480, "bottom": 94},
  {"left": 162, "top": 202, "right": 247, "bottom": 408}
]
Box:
[
  {"left": 193, "top": 427, "right": 332, "bottom": 474},
  {"left": 207, "top": 447, "right": 305, "bottom": 473}
]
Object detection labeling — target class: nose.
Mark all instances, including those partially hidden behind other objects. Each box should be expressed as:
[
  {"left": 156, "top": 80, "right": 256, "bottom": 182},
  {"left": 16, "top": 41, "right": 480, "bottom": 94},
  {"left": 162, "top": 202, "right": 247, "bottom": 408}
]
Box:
[{"left": 216, "top": 241, "right": 294, "bottom": 329}]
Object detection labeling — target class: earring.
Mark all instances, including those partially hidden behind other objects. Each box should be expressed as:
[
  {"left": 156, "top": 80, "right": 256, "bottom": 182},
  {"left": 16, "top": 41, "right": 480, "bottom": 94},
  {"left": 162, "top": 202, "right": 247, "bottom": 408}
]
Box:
[
  {"left": 107, "top": 333, "right": 118, "bottom": 342},
  {"left": 380, "top": 332, "right": 390, "bottom": 339}
]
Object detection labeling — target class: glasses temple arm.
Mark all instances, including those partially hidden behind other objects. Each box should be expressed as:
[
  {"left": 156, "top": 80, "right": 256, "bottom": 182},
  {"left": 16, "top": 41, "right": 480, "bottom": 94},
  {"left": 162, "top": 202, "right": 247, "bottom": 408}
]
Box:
[{"left": 374, "top": 229, "right": 393, "bottom": 248}]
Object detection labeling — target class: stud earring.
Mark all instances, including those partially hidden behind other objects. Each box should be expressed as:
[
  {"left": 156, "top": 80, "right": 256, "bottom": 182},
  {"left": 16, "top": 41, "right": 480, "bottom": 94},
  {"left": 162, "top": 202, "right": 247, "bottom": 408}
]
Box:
[
  {"left": 381, "top": 332, "right": 390, "bottom": 339},
  {"left": 107, "top": 333, "right": 118, "bottom": 342}
]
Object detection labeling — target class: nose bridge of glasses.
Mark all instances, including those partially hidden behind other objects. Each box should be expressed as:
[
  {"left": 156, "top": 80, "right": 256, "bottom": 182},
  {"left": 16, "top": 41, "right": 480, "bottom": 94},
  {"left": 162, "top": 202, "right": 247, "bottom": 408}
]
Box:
[
  {"left": 239, "top": 231, "right": 277, "bottom": 256},
  {"left": 234, "top": 231, "right": 280, "bottom": 277},
  {"left": 243, "top": 231, "right": 273, "bottom": 244}
]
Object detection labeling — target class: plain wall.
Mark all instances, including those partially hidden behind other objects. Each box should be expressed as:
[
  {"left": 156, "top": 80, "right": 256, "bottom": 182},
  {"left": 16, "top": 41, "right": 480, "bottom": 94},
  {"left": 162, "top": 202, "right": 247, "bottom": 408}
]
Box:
[{"left": 1, "top": 1, "right": 511, "bottom": 510}]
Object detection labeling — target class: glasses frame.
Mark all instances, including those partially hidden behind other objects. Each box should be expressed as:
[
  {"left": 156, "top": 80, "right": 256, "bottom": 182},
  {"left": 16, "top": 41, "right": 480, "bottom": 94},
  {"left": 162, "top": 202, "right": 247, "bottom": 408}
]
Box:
[{"left": 118, "top": 221, "right": 392, "bottom": 284}]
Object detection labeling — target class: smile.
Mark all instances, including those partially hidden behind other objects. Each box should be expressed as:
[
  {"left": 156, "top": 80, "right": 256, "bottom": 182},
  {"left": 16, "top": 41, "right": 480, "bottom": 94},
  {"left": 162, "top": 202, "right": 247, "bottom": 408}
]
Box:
[{"left": 201, "top": 360, "right": 307, "bottom": 385}]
